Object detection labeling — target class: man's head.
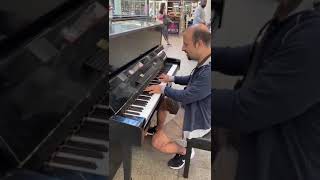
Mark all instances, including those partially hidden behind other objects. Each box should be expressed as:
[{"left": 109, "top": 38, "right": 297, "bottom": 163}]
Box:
[
  {"left": 201, "top": 0, "right": 207, "bottom": 8},
  {"left": 182, "top": 24, "right": 211, "bottom": 62}
]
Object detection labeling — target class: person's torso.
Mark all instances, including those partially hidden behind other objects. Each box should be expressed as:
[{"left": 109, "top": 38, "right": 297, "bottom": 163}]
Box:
[
  {"left": 183, "top": 63, "right": 211, "bottom": 131},
  {"left": 193, "top": 6, "right": 205, "bottom": 24},
  {"left": 237, "top": 10, "right": 320, "bottom": 180},
  {"left": 157, "top": 13, "right": 164, "bottom": 22}
]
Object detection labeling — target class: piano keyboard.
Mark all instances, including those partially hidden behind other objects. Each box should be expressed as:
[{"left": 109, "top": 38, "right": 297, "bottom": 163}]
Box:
[
  {"left": 122, "top": 63, "right": 178, "bottom": 127},
  {"left": 47, "top": 105, "right": 112, "bottom": 176}
]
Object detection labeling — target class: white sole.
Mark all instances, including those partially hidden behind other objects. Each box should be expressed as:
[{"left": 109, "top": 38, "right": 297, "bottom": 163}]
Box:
[{"left": 169, "top": 160, "right": 185, "bottom": 170}]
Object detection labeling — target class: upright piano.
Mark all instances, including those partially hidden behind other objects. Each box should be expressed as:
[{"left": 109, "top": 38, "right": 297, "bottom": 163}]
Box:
[{"left": 108, "top": 19, "right": 180, "bottom": 179}]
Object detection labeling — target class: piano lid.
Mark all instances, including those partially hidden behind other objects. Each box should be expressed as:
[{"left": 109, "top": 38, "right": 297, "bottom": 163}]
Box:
[{"left": 109, "top": 20, "right": 162, "bottom": 76}]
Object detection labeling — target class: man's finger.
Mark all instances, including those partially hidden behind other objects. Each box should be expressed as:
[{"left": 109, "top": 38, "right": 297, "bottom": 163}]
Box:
[
  {"left": 144, "top": 86, "right": 152, "bottom": 91},
  {"left": 145, "top": 85, "right": 156, "bottom": 91}
]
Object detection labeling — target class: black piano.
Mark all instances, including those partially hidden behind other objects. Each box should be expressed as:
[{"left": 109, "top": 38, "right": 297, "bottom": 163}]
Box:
[
  {"left": 0, "top": 0, "right": 110, "bottom": 179},
  {"left": 108, "top": 19, "right": 180, "bottom": 179},
  {"left": 0, "top": 1, "right": 180, "bottom": 179}
]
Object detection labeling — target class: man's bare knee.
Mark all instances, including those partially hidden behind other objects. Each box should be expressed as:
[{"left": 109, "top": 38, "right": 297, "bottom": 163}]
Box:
[
  {"left": 152, "top": 133, "right": 162, "bottom": 149},
  {"left": 152, "top": 130, "right": 170, "bottom": 150}
]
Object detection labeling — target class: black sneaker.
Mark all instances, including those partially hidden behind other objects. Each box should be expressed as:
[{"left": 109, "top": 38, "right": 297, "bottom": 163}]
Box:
[
  {"left": 167, "top": 154, "right": 185, "bottom": 169},
  {"left": 146, "top": 126, "right": 157, "bottom": 136}
]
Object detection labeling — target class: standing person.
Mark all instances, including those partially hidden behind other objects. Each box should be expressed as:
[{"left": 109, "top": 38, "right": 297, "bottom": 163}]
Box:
[
  {"left": 193, "top": 0, "right": 207, "bottom": 25},
  {"left": 212, "top": 0, "right": 320, "bottom": 180},
  {"left": 157, "top": 3, "right": 172, "bottom": 45}
]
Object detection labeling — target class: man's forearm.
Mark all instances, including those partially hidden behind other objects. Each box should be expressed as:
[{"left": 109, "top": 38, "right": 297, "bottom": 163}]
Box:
[{"left": 212, "top": 45, "right": 252, "bottom": 76}]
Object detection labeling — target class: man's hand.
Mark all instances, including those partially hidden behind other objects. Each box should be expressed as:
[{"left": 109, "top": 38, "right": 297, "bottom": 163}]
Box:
[
  {"left": 159, "top": 74, "right": 172, "bottom": 83},
  {"left": 144, "top": 85, "right": 162, "bottom": 94}
]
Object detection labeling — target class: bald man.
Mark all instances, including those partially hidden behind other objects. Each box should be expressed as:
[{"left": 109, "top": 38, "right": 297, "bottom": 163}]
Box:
[{"left": 145, "top": 25, "right": 211, "bottom": 169}]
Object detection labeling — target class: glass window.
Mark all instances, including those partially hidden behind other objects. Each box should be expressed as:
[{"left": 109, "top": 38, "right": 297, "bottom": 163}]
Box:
[
  {"left": 149, "top": 0, "right": 167, "bottom": 18},
  {"left": 110, "top": 0, "right": 149, "bottom": 16}
]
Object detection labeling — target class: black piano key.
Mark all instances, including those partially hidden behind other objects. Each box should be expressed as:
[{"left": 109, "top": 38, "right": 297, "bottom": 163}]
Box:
[
  {"left": 133, "top": 100, "right": 148, "bottom": 106},
  {"left": 142, "top": 91, "right": 153, "bottom": 96},
  {"left": 66, "top": 141, "right": 108, "bottom": 152},
  {"left": 137, "top": 96, "right": 151, "bottom": 101},
  {"left": 162, "top": 65, "right": 172, "bottom": 73},
  {"left": 60, "top": 146, "right": 104, "bottom": 159},
  {"left": 51, "top": 156, "right": 97, "bottom": 169},
  {"left": 125, "top": 111, "right": 140, "bottom": 116},
  {"left": 128, "top": 106, "right": 143, "bottom": 112}
]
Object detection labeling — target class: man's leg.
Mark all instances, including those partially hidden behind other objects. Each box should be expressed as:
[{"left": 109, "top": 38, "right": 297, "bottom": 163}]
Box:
[
  {"left": 152, "top": 128, "right": 187, "bottom": 169},
  {"left": 151, "top": 129, "right": 186, "bottom": 155},
  {"left": 156, "top": 98, "right": 170, "bottom": 131}
]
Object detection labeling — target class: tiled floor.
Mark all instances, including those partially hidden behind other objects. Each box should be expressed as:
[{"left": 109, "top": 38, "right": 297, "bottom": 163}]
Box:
[{"left": 113, "top": 35, "right": 211, "bottom": 180}]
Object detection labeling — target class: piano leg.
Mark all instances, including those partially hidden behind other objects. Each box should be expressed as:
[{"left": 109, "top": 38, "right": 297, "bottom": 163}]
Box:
[{"left": 122, "top": 144, "right": 132, "bottom": 180}]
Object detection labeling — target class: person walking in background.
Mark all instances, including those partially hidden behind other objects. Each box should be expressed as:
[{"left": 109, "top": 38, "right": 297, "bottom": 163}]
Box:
[
  {"left": 193, "top": 0, "right": 207, "bottom": 25},
  {"left": 157, "top": 3, "right": 172, "bottom": 45}
]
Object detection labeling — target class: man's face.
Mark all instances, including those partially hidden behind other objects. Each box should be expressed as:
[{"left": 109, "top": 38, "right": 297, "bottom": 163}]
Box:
[
  {"left": 201, "top": 0, "right": 207, "bottom": 8},
  {"left": 182, "top": 31, "right": 198, "bottom": 61}
]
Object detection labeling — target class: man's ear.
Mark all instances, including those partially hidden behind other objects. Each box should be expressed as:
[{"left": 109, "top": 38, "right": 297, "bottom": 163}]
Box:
[
  {"left": 193, "top": 41, "right": 198, "bottom": 48},
  {"left": 195, "top": 40, "right": 203, "bottom": 48}
]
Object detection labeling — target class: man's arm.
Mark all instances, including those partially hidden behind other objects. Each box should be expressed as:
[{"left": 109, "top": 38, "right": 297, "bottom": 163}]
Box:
[
  {"left": 165, "top": 67, "right": 210, "bottom": 104},
  {"left": 212, "top": 45, "right": 252, "bottom": 76},
  {"left": 174, "top": 75, "right": 190, "bottom": 85},
  {"left": 212, "top": 22, "right": 320, "bottom": 133}
]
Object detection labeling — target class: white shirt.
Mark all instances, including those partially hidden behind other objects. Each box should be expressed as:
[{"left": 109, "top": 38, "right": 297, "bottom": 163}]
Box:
[{"left": 193, "top": 5, "right": 206, "bottom": 25}]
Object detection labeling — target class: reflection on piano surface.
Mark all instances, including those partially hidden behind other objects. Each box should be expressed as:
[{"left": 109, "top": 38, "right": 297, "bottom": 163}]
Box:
[
  {"left": 1, "top": 2, "right": 180, "bottom": 179},
  {"left": 0, "top": 0, "right": 109, "bottom": 179}
]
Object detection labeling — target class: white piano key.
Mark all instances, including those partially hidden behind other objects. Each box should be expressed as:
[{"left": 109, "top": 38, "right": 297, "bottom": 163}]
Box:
[
  {"left": 123, "top": 113, "right": 139, "bottom": 117},
  {"left": 123, "top": 64, "right": 178, "bottom": 128},
  {"left": 125, "top": 110, "right": 141, "bottom": 115}
]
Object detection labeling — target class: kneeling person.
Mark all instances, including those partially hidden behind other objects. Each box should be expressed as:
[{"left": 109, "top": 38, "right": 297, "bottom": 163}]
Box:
[{"left": 145, "top": 24, "right": 211, "bottom": 169}]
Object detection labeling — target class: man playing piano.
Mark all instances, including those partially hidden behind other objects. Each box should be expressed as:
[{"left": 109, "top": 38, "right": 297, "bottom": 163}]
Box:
[{"left": 145, "top": 24, "right": 211, "bottom": 169}]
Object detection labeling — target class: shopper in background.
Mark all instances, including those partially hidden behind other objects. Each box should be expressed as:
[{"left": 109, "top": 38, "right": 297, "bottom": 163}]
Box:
[
  {"left": 157, "top": 3, "right": 172, "bottom": 45},
  {"left": 193, "top": 0, "right": 207, "bottom": 25}
]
